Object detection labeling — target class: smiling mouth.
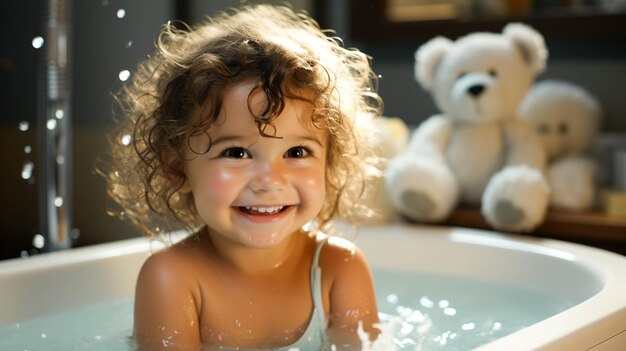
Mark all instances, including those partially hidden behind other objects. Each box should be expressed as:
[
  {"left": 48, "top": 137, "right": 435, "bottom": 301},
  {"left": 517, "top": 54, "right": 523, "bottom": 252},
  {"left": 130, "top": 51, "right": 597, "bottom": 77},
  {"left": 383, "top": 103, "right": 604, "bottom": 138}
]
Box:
[{"left": 238, "top": 206, "right": 289, "bottom": 215}]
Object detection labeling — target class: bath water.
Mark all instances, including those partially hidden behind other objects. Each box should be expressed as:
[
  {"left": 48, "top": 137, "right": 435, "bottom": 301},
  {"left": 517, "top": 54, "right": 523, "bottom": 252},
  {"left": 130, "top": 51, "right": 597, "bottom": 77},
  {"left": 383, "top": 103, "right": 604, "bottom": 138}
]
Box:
[{"left": 0, "top": 269, "right": 574, "bottom": 351}]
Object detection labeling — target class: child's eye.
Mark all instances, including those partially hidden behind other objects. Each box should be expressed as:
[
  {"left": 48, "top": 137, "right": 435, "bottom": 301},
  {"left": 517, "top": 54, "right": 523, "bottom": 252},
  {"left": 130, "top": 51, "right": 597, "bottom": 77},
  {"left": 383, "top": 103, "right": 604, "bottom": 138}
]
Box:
[
  {"left": 284, "top": 146, "right": 311, "bottom": 158},
  {"left": 221, "top": 147, "right": 249, "bottom": 159}
]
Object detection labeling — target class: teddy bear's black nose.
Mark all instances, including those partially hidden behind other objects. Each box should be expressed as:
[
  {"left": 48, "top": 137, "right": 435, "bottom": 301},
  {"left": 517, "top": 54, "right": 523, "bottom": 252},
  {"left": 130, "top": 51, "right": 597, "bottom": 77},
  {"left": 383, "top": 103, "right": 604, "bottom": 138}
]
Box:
[{"left": 467, "top": 84, "right": 485, "bottom": 97}]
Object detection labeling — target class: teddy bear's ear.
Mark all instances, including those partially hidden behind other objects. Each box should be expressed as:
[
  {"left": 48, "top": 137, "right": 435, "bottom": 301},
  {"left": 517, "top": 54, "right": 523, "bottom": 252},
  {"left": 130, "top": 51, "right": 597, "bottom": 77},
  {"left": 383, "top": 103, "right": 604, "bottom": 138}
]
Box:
[
  {"left": 503, "top": 23, "right": 548, "bottom": 75},
  {"left": 414, "top": 36, "right": 453, "bottom": 91}
]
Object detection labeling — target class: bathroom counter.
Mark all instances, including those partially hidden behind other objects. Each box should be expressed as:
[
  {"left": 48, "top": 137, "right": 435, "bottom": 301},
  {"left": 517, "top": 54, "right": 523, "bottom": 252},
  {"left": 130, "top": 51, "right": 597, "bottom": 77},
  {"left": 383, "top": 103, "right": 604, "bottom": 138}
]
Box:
[{"left": 442, "top": 207, "right": 626, "bottom": 255}]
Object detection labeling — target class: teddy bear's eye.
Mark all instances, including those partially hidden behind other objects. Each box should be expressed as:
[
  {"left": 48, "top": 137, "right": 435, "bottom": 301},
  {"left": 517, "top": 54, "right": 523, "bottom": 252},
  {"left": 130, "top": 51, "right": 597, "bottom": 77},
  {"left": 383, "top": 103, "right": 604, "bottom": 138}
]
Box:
[
  {"left": 558, "top": 122, "right": 568, "bottom": 135},
  {"left": 488, "top": 69, "right": 497, "bottom": 77},
  {"left": 458, "top": 72, "right": 467, "bottom": 80},
  {"left": 537, "top": 124, "right": 550, "bottom": 134}
]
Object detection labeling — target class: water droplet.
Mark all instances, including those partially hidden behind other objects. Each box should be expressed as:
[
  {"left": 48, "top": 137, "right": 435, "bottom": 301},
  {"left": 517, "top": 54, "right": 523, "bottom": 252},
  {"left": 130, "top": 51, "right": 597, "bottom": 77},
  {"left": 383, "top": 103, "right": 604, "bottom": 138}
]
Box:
[
  {"left": 419, "top": 296, "right": 434, "bottom": 308},
  {"left": 126, "top": 40, "right": 133, "bottom": 48},
  {"left": 386, "top": 294, "right": 399, "bottom": 304},
  {"left": 234, "top": 320, "right": 241, "bottom": 327},
  {"left": 21, "top": 161, "right": 34, "bottom": 180},
  {"left": 443, "top": 307, "right": 456, "bottom": 316},
  {"left": 438, "top": 300, "right": 449, "bottom": 308},
  {"left": 24, "top": 145, "right": 32, "bottom": 154},
  {"left": 46, "top": 119, "right": 57, "bottom": 130},
  {"left": 54, "top": 196, "right": 63, "bottom": 207},
  {"left": 19, "top": 121, "right": 29, "bottom": 132},
  {"left": 40, "top": 333, "right": 47, "bottom": 338},
  {"left": 121, "top": 134, "right": 132, "bottom": 145},
  {"left": 493, "top": 322, "right": 502, "bottom": 331},
  {"left": 55, "top": 109, "right": 64, "bottom": 119},
  {"left": 32, "top": 36, "right": 44, "bottom": 49},
  {"left": 118, "top": 70, "right": 131, "bottom": 81},
  {"left": 116, "top": 9, "right": 126, "bottom": 19},
  {"left": 33, "top": 234, "right": 45, "bottom": 249},
  {"left": 462, "top": 322, "right": 475, "bottom": 331},
  {"left": 377, "top": 74, "right": 383, "bottom": 79}
]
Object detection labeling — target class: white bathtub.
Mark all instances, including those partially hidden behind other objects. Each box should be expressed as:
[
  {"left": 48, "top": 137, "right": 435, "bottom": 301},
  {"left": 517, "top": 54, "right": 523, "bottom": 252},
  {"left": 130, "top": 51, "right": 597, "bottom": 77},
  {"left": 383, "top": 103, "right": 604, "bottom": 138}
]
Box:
[{"left": 1, "top": 224, "right": 625, "bottom": 350}]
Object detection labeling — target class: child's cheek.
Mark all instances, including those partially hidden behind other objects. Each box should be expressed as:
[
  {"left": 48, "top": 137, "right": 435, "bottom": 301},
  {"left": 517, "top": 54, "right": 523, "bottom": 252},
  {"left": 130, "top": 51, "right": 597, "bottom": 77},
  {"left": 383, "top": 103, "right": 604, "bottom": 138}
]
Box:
[{"left": 203, "top": 167, "right": 244, "bottom": 203}]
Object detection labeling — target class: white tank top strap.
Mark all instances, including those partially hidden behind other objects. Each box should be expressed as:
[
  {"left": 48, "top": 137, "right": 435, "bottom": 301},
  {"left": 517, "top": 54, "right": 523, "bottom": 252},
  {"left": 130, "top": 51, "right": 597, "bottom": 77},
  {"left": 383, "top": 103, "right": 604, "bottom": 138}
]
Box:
[{"left": 311, "top": 234, "right": 330, "bottom": 325}]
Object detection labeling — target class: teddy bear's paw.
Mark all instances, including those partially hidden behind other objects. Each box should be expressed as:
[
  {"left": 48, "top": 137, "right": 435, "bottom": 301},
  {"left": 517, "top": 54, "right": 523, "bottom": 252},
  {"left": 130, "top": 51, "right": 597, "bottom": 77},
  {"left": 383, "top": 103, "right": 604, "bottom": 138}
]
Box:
[
  {"left": 401, "top": 190, "right": 436, "bottom": 218},
  {"left": 482, "top": 165, "right": 550, "bottom": 232},
  {"left": 384, "top": 154, "right": 459, "bottom": 222},
  {"left": 493, "top": 200, "right": 525, "bottom": 227}
]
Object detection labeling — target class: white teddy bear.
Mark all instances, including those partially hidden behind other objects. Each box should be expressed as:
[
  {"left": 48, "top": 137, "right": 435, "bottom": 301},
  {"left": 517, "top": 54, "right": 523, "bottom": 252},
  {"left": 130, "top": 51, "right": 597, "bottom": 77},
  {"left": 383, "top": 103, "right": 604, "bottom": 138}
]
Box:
[
  {"left": 385, "top": 23, "right": 550, "bottom": 232},
  {"left": 519, "top": 80, "right": 601, "bottom": 211}
]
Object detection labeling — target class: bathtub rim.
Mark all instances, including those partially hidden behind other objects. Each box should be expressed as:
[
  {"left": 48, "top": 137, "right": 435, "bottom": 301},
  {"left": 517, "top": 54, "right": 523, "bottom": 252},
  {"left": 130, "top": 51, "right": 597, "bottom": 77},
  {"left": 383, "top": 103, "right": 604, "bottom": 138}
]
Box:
[
  {"left": 354, "top": 224, "right": 626, "bottom": 351},
  {"left": 1, "top": 223, "right": 625, "bottom": 351}
]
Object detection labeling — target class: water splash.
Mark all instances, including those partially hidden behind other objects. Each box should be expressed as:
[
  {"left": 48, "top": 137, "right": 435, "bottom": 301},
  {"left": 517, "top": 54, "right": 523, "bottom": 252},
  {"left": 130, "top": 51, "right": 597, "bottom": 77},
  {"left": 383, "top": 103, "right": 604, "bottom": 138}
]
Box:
[
  {"left": 46, "top": 119, "right": 57, "bottom": 130},
  {"left": 21, "top": 161, "right": 34, "bottom": 180},
  {"left": 118, "top": 70, "right": 131, "bottom": 81},
  {"left": 32, "top": 234, "right": 45, "bottom": 249},
  {"left": 19, "top": 121, "right": 30, "bottom": 132},
  {"left": 32, "top": 36, "right": 45, "bottom": 49},
  {"left": 121, "top": 134, "right": 132, "bottom": 146}
]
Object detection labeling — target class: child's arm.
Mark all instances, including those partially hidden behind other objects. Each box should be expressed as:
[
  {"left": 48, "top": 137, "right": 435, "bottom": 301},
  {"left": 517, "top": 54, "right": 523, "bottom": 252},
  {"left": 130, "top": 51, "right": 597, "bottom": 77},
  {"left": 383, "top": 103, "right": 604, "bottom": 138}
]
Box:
[
  {"left": 133, "top": 250, "right": 202, "bottom": 350},
  {"left": 324, "top": 239, "right": 380, "bottom": 348}
]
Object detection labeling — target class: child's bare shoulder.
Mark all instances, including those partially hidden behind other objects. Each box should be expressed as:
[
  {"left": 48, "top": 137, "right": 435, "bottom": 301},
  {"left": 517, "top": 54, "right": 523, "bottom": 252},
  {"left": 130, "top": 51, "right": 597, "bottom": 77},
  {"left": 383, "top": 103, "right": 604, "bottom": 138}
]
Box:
[
  {"left": 137, "top": 237, "right": 204, "bottom": 291},
  {"left": 319, "top": 235, "right": 370, "bottom": 274}
]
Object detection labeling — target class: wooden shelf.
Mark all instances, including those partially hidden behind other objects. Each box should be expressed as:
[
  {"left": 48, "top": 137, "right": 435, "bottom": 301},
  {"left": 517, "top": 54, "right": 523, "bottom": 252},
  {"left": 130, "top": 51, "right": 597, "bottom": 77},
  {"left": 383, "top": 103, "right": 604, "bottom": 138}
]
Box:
[
  {"left": 439, "top": 206, "right": 626, "bottom": 255},
  {"left": 348, "top": 0, "right": 626, "bottom": 42}
]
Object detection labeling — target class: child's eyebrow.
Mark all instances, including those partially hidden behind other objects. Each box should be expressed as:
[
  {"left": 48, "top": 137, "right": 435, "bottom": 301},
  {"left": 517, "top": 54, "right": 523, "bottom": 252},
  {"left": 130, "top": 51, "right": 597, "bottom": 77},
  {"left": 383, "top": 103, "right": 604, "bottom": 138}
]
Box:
[
  {"left": 294, "top": 135, "right": 324, "bottom": 148},
  {"left": 211, "top": 134, "right": 324, "bottom": 148},
  {"left": 210, "top": 135, "right": 247, "bottom": 146}
]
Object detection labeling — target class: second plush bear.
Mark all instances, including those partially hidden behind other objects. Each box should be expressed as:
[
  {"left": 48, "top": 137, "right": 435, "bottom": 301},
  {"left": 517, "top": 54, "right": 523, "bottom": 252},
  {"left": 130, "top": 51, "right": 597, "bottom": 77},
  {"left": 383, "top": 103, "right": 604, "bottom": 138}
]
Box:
[
  {"left": 385, "top": 23, "right": 550, "bottom": 232},
  {"left": 519, "top": 80, "right": 601, "bottom": 211}
]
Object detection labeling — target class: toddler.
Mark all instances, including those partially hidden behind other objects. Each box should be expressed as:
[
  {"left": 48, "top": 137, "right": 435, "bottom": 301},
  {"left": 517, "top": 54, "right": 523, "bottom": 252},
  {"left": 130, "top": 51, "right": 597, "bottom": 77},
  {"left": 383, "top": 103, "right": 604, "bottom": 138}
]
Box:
[{"left": 107, "top": 4, "right": 383, "bottom": 350}]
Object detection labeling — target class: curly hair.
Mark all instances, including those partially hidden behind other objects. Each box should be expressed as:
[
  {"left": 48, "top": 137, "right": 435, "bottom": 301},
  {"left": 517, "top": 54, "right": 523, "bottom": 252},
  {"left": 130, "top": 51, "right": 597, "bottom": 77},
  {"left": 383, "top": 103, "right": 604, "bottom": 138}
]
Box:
[{"left": 106, "top": 4, "right": 383, "bottom": 237}]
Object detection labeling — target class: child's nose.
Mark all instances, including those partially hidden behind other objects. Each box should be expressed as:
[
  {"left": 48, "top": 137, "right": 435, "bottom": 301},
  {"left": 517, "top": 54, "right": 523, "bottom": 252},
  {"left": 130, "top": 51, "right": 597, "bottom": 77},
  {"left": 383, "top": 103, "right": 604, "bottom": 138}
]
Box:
[{"left": 248, "top": 160, "right": 287, "bottom": 193}]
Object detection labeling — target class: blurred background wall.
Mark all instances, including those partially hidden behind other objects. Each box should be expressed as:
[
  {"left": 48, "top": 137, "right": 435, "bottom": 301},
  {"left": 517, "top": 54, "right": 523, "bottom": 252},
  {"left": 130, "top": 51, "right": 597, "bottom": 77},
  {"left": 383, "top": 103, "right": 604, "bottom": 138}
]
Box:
[{"left": 1, "top": 0, "right": 624, "bottom": 259}]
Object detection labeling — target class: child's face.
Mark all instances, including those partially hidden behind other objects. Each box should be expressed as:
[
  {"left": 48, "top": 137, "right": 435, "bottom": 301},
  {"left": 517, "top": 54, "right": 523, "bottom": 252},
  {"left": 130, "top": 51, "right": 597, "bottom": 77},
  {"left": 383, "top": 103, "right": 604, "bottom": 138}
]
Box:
[{"left": 182, "top": 80, "right": 327, "bottom": 249}]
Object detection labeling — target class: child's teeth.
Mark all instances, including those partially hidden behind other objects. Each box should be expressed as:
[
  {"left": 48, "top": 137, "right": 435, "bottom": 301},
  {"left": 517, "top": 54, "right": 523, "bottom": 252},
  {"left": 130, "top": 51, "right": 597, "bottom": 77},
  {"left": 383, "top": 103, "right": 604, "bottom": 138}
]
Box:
[{"left": 244, "top": 206, "right": 284, "bottom": 213}]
